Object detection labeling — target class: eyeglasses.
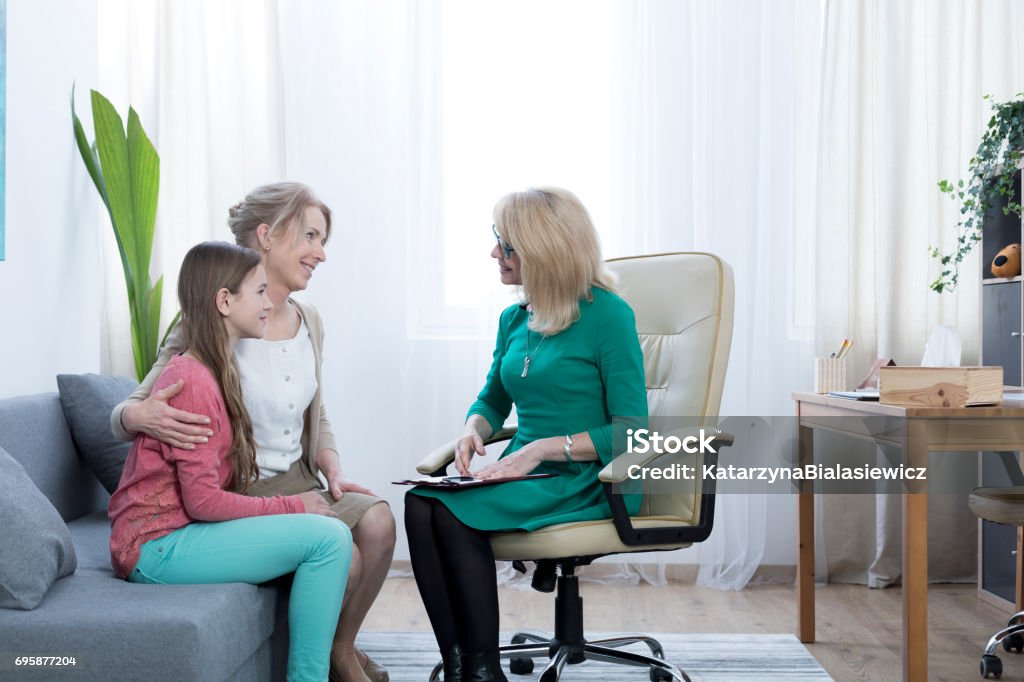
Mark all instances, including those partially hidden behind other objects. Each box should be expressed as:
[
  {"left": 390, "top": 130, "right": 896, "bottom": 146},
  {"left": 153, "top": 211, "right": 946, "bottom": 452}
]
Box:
[{"left": 492, "top": 224, "right": 515, "bottom": 259}]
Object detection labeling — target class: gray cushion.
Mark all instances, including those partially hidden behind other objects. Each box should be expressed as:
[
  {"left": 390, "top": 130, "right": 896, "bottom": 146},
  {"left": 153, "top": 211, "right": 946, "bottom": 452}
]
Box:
[
  {"left": 0, "top": 445, "right": 77, "bottom": 610},
  {"left": 0, "top": 510, "right": 288, "bottom": 680},
  {"left": 0, "top": 570, "right": 287, "bottom": 680},
  {"left": 0, "top": 393, "right": 107, "bottom": 522},
  {"left": 57, "top": 373, "right": 139, "bottom": 494}
]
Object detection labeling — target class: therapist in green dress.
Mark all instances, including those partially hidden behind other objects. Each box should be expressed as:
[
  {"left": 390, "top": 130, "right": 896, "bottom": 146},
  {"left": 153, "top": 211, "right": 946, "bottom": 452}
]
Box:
[{"left": 404, "top": 187, "right": 648, "bottom": 682}]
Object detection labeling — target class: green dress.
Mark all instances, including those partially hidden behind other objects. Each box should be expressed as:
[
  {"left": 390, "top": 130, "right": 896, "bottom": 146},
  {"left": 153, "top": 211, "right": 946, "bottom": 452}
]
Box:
[{"left": 411, "top": 287, "right": 648, "bottom": 532}]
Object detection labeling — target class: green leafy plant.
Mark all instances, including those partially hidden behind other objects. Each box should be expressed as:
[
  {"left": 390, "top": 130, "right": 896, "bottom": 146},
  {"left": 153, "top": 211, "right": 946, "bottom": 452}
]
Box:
[
  {"left": 72, "top": 87, "right": 178, "bottom": 380},
  {"left": 930, "top": 93, "right": 1024, "bottom": 293}
]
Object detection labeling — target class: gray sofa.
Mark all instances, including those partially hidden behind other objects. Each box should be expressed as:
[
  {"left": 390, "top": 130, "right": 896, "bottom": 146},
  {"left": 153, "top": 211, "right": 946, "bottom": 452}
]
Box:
[{"left": 0, "top": 391, "right": 290, "bottom": 681}]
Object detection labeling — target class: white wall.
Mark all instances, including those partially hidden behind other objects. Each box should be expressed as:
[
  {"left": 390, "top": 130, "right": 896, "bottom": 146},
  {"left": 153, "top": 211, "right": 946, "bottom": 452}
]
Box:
[{"left": 0, "top": 0, "right": 100, "bottom": 398}]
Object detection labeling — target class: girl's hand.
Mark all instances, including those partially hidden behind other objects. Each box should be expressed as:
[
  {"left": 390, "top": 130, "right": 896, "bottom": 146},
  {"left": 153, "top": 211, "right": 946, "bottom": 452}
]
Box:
[
  {"left": 474, "top": 441, "right": 546, "bottom": 480},
  {"left": 297, "top": 491, "right": 339, "bottom": 517},
  {"left": 122, "top": 380, "right": 213, "bottom": 449},
  {"left": 454, "top": 432, "right": 486, "bottom": 476}
]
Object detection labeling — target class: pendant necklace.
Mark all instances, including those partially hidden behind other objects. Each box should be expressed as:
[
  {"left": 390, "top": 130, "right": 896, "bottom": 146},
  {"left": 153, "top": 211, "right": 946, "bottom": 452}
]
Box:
[{"left": 522, "top": 327, "right": 547, "bottom": 378}]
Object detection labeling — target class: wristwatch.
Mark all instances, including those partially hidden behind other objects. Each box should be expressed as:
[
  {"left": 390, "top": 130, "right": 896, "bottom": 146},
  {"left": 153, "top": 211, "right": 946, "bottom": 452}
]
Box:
[{"left": 563, "top": 434, "right": 574, "bottom": 463}]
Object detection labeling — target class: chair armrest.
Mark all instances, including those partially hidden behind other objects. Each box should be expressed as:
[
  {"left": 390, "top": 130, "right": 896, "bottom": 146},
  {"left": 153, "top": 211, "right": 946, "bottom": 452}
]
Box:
[
  {"left": 416, "top": 426, "right": 519, "bottom": 476},
  {"left": 598, "top": 432, "right": 735, "bottom": 483},
  {"left": 600, "top": 432, "right": 735, "bottom": 546}
]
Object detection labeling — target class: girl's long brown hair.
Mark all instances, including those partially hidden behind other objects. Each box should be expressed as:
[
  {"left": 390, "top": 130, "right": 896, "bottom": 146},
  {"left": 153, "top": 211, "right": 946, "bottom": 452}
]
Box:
[{"left": 177, "top": 242, "right": 262, "bottom": 492}]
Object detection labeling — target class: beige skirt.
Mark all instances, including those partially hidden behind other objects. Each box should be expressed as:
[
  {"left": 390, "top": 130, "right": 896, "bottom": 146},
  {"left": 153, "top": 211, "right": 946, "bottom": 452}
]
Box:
[{"left": 247, "top": 458, "right": 385, "bottom": 529}]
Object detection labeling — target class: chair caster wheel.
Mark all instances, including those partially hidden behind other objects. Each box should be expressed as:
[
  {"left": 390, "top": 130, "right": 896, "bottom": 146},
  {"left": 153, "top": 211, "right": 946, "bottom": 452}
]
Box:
[
  {"left": 1003, "top": 634, "right": 1024, "bottom": 653},
  {"left": 509, "top": 657, "right": 534, "bottom": 675},
  {"left": 981, "top": 654, "right": 1003, "bottom": 679},
  {"left": 539, "top": 669, "right": 558, "bottom": 682},
  {"left": 650, "top": 666, "right": 674, "bottom": 681}
]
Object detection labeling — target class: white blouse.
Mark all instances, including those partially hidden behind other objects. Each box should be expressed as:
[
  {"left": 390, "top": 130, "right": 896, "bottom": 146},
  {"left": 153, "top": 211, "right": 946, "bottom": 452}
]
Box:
[{"left": 235, "top": 318, "right": 318, "bottom": 476}]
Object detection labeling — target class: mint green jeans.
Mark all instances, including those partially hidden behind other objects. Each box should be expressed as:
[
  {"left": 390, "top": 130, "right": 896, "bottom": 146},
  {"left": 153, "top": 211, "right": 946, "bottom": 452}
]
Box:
[{"left": 129, "top": 514, "right": 352, "bottom": 682}]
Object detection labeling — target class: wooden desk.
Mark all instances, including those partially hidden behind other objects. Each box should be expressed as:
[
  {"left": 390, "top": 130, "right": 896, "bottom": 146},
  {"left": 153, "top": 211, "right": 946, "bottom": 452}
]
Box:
[{"left": 794, "top": 392, "right": 1024, "bottom": 682}]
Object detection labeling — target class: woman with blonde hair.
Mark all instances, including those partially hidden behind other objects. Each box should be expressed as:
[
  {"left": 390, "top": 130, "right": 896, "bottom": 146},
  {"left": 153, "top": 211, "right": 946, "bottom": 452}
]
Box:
[
  {"left": 404, "top": 187, "right": 648, "bottom": 681},
  {"left": 111, "top": 183, "right": 395, "bottom": 682}
]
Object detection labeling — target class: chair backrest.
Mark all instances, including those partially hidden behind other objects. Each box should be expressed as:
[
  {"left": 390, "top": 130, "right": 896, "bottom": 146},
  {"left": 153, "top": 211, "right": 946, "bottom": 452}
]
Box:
[{"left": 606, "top": 252, "right": 735, "bottom": 520}]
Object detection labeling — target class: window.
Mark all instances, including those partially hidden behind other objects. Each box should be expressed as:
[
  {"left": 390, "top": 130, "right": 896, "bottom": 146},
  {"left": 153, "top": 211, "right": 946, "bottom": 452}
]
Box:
[{"left": 410, "top": 0, "right": 614, "bottom": 338}]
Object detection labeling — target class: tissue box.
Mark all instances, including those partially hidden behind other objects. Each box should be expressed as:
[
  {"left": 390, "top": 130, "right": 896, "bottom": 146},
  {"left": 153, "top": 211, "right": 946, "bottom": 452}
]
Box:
[{"left": 878, "top": 366, "right": 1003, "bottom": 408}]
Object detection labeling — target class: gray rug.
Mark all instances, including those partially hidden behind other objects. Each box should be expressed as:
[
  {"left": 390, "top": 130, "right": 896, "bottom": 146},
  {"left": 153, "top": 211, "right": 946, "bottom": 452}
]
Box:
[{"left": 356, "top": 632, "right": 832, "bottom": 681}]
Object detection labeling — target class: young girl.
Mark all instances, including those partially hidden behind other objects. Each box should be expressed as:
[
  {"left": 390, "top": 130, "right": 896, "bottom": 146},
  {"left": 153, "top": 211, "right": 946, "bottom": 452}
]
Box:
[{"left": 109, "top": 241, "right": 352, "bottom": 682}]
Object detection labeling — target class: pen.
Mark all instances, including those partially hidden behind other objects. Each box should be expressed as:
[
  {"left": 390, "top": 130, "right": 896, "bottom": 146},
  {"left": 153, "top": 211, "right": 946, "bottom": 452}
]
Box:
[{"left": 837, "top": 340, "right": 853, "bottom": 360}]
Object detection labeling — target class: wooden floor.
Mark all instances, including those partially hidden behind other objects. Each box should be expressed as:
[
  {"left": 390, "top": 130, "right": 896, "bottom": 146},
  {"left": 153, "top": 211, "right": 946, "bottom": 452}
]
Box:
[{"left": 361, "top": 577, "right": 1021, "bottom": 681}]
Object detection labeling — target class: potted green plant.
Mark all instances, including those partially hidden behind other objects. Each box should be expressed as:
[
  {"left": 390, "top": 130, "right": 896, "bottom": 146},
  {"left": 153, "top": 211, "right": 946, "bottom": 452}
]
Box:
[
  {"left": 72, "top": 87, "right": 178, "bottom": 380},
  {"left": 930, "top": 93, "right": 1024, "bottom": 293}
]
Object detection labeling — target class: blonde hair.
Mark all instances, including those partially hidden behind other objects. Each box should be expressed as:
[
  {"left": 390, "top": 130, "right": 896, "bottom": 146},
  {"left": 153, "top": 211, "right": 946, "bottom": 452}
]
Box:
[
  {"left": 177, "top": 242, "right": 262, "bottom": 493},
  {"left": 493, "top": 187, "right": 617, "bottom": 335},
  {"left": 227, "top": 182, "right": 332, "bottom": 248}
]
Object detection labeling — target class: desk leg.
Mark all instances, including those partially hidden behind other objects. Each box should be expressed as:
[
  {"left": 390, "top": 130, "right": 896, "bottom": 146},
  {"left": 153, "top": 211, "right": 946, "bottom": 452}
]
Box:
[
  {"left": 797, "top": 423, "right": 815, "bottom": 643},
  {"left": 903, "top": 431, "right": 928, "bottom": 682}
]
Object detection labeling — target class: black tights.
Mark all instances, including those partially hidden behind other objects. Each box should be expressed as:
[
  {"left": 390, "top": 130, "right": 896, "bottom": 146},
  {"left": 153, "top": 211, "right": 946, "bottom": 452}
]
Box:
[{"left": 404, "top": 493, "right": 500, "bottom": 655}]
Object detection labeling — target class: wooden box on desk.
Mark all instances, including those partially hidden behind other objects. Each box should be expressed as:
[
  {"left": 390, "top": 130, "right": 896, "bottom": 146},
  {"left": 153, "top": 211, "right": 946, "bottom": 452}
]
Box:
[{"left": 878, "top": 366, "right": 1004, "bottom": 407}]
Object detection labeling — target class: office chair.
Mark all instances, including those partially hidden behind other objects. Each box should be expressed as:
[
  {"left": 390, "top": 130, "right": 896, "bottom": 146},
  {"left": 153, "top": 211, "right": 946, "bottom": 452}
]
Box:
[
  {"left": 970, "top": 487, "right": 1024, "bottom": 679},
  {"left": 417, "top": 252, "right": 735, "bottom": 682}
]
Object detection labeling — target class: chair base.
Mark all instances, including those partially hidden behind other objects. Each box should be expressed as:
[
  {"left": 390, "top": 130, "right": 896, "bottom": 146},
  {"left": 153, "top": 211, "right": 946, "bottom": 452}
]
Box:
[
  {"left": 428, "top": 565, "right": 690, "bottom": 681},
  {"left": 498, "top": 633, "right": 688, "bottom": 682},
  {"left": 978, "top": 610, "right": 1024, "bottom": 679},
  {"left": 508, "top": 565, "right": 688, "bottom": 680}
]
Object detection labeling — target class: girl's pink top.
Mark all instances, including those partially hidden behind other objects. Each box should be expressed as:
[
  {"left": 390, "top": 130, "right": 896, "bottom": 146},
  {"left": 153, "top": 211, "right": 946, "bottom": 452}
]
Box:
[{"left": 108, "top": 354, "right": 304, "bottom": 578}]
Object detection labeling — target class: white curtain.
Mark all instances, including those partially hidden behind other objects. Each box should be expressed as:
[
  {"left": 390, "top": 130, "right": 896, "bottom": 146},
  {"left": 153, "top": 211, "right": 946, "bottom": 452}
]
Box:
[
  {"left": 96, "top": 0, "right": 287, "bottom": 378},
  {"left": 96, "top": 0, "right": 514, "bottom": 567},
  {"left": 608, "top": 0, "right": 821, "bottom": 588},
  {"left": 813, "top": 0, "right": 1024, "bottom": 586},
  {"left": 92, "top": 0, "right": 893, "bottom": 590}
]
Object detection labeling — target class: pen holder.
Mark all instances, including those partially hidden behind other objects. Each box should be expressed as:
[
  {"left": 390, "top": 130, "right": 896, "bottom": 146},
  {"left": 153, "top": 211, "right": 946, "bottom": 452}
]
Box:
[{"left": 814, "top": 358, "right": 847, "bottom": 393}]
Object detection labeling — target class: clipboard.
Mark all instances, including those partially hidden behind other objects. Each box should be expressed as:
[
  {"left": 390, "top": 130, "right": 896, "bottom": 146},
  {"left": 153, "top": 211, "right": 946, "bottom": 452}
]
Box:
[{"left": 393, "top": 473, "right": 557, "bottom": 489}]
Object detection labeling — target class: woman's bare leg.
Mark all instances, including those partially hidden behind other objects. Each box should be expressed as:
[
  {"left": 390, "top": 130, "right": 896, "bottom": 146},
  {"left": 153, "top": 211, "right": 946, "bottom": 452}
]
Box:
[{"left": 330, "top": 503, "right": 396, "bottom": 681}]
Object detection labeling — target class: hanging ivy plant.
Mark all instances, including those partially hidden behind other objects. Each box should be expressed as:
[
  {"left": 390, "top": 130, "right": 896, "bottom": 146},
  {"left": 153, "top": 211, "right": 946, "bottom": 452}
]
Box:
[{"left": 930, "top": 93, "right": 1024, "bottom": 293}]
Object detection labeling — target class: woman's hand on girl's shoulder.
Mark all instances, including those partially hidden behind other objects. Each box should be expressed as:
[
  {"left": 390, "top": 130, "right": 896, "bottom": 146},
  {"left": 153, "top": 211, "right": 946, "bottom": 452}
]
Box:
[
  {"left": 296, "top": 491, "right": 339, "bottom": 518},
  {"left": 123, "top": 379, "right": 213, "bottom": 449}
]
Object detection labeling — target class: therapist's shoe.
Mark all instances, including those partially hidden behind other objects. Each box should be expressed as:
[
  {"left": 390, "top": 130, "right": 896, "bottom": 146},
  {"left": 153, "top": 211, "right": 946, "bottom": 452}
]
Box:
[
  {"left": 441, "top": 644, "right": 463, "bottom": 681},
  {"left": 462, "top": 651, "right": 507, "bottom": 682}
]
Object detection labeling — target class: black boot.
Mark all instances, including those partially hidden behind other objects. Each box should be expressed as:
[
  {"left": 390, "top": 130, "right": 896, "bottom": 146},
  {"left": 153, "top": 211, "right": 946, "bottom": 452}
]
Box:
[
  {"left": 461, "top": 651, "right": 508, "bottom": 682},
  {"left": 441, "top": 644, "right": 464, "bottom": 681}
]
